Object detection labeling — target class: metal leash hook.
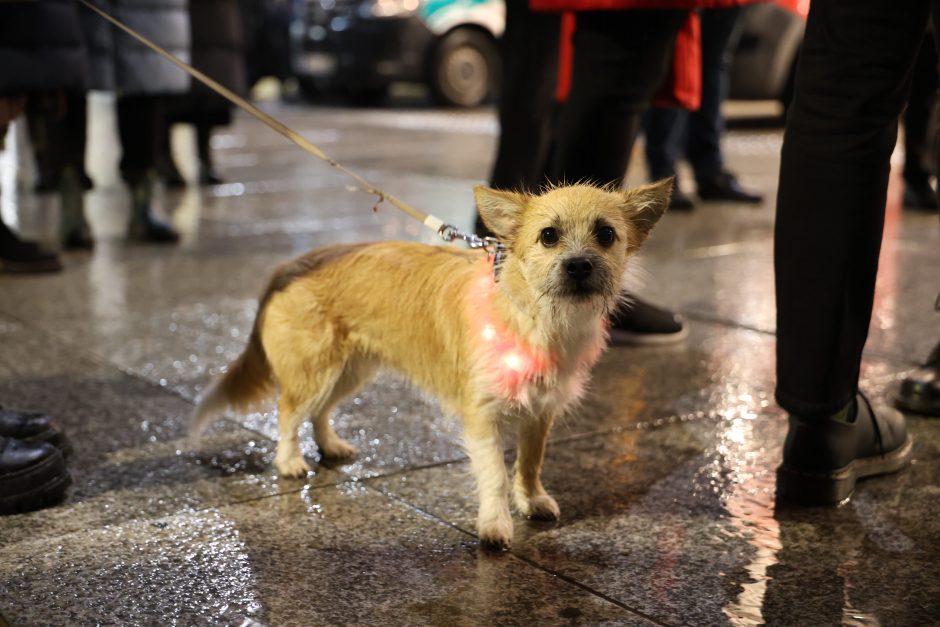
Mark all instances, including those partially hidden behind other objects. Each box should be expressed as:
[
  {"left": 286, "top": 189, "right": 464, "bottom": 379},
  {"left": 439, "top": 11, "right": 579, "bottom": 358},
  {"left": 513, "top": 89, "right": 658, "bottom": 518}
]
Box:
[{"left": 437, "top": 224, "right": 508, "bottom": 278}]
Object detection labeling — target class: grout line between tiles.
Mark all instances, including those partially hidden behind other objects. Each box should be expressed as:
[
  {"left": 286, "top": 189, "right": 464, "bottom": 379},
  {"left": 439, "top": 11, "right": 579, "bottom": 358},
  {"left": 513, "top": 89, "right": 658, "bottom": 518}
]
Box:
[{"left": 361, "top": 480, "right": 672, "bottom": 627}]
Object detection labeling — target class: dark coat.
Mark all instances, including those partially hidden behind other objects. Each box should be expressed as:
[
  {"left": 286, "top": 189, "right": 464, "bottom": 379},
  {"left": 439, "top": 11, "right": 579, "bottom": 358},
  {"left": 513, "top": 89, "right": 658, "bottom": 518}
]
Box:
[
  {"left": 81, "top": 0, "right": 191, "bottom": 94},
  {"left": 0, "top": 0, "right": 89, "bottom": 95},
  {"left": 172, "top": 0, "right": 246, "bottom": 126},
  {"left": 190, "top": 0, "right": 246, "bottom": 96}
]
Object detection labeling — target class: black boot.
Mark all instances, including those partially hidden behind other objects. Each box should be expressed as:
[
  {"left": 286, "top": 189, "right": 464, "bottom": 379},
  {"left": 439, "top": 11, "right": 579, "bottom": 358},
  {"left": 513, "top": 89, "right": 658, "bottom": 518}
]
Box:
[
  {"left": 902, "top": 177, "right": 938, "bottom": 211},
  {"left": 59, "top": 168, "right": 94, "bottom": 251},
  {"left": 0, "top": 407, "right": 72, "bottom": 457},
  {"left": 0, "top": 220, "right": 62, "bottom": 274},
  {"left": 777, "top": 393, "right": 913, "bottom": 505},
  {"left": 696, "top": 170, "right": 763, "bottom": 204},
  {"left": 895, "top": 339, "right": 940, "bottom": 416},
  {"left": 0, "top": 436, "right": 70, "bottom": 515},
  {"left": 608, "top": 297, "right": 688, "bottom": 345},
  {"left": 127, "top": 176, "right": 180, "bottom": 244}
]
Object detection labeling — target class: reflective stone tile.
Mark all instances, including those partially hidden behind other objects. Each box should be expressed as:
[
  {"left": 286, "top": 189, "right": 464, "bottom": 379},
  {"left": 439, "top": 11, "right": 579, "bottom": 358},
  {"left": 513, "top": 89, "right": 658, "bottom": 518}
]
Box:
[
  {"left": 0, "top": 484, "right": 651, "bottom": 626},
  {"left": 0, "top": 318, "right": 346, "bottom": 546},
  {"left": 369, "top": 414, "right": 940, "bottom": 626}
]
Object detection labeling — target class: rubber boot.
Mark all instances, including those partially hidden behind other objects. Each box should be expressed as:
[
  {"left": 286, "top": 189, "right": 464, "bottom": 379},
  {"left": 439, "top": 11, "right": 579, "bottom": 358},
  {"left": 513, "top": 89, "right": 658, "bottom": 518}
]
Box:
[
  {"left": 59, "top": 167, "right": 93, "bottom": 251},
  {"left": 127, "top": 174, "right": 180, "bottom": 244}
]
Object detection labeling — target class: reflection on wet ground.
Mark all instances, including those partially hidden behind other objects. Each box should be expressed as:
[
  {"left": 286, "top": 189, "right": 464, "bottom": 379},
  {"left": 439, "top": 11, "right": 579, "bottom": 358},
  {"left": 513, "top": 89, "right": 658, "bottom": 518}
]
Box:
[{"left": 1, "top": 101, "right": 938, "bottom": 625}]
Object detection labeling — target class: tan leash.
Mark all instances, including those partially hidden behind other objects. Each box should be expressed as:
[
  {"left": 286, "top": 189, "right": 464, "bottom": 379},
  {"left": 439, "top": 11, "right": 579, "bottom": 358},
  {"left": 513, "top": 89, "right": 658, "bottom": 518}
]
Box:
[{"left": 78, "top": 0, "right": 496, "bottom": 250}]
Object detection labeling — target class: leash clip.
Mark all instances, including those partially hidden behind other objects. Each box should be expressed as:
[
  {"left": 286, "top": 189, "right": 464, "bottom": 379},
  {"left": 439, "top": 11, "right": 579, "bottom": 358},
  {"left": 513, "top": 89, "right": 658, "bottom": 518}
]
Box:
[{"left": 438, "top": 224, "right": 507, "bottom": 279}]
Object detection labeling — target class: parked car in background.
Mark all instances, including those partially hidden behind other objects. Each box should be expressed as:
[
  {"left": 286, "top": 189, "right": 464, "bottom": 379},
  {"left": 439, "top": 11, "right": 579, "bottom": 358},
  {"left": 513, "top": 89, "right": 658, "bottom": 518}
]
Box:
[
  {"left": 728, "top": 0, "right": 807, "bottom": 108},
  {"left": 290, "top": 0, "right": 503, "bottom": 106},
  {"left": 289, "top": 0, "right": 806, "bottom": 109}
]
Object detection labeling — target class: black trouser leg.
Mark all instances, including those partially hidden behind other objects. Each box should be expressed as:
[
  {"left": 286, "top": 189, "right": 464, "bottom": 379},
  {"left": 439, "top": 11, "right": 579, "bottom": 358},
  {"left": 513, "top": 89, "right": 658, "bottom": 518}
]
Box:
[
  {"left": 488, "top": 0, "right": 561, "bottom": 191},
  {"left": 551, "top": 9, "right": 686, "bottom": 186},
  {"left": 903, "top": 34, "right": 938, "bottom": 185},
  {"left": 117, "top": 95, "right": 164, "bottom": 185},
  {"left": 775, "top": 0, "right": 932, "bottom": 419}
]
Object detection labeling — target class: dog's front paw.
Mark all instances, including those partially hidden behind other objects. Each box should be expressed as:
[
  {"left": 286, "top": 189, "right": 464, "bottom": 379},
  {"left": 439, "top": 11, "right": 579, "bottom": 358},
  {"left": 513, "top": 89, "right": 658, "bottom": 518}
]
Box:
[
  {"left": 318, "top": 438, "right": 357, "bottom": 460},
  {"left": 275, "top": 454, "right": 312, "bottom": 478},
  {"left": 516, "top": 492, "right": 561, "bottom": 521},
  {"left": 478, "top": 513, "right": 513, "bottom": 551}
]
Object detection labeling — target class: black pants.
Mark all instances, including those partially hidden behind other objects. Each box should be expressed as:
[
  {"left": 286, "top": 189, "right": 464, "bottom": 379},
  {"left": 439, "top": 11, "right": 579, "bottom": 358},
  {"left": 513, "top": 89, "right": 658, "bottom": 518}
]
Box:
[
  {"left": 488, "top": 0, "right": 561, "bottom": 192},
  {"left": 26, "top": 91, "right": 88, "bottom": 189},
  {"left": 903, "top": 34, "right": 938, "bottom": 186},
  {"left": 775, "top": 0, "right": 938, "bottom": 418},
  {"left": 117, "top": 95, "right": 167, "bottom": 185},
  {"left": 550, "top": 9, "right": 687, "bottom": 186}
]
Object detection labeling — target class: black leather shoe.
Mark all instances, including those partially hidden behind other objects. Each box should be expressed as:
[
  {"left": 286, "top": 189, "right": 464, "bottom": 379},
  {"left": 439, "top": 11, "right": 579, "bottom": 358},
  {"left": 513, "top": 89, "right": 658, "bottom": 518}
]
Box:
[
  {"left": 902, "top": 178, "right": 938, "bottom": 211},
  {"left": 609, "top": 297, "right": 688, "bottom": 345},
  {"left": 0, "top": 222, "right": 62, "bottom": 274},
  {"left": 0, "top": 407, "right": 72, "bottom": 457},
  {"left": 0, "top": 436, "right": 70, "bottom": 515},
  {"left": 895, "top": 340, "right": 940, "bottom": 416},
  {"left": 777, "top": 394, "right": 913, "bottom": 505},
  {"left": 697, "top": 171, "right": 763, "bottom": 204},
  {"left": 669, "top": 185, "right": 695, "bottom": 211}
]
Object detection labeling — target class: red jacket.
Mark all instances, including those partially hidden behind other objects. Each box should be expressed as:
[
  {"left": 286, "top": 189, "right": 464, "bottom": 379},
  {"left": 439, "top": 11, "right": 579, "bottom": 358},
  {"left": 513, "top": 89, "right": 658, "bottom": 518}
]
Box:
[
  {"left": 531, "top": 0, "right": 760, "bottom": 10},
  {"left": 541, "top": 0, "right": 767, "bottom": 110}
]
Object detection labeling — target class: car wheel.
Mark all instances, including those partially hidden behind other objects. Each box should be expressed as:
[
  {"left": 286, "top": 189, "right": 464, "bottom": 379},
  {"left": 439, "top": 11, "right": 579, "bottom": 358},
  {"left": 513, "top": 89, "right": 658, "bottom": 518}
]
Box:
[{"left": 430, "top": 28, "right": 498, "bottom": 108}]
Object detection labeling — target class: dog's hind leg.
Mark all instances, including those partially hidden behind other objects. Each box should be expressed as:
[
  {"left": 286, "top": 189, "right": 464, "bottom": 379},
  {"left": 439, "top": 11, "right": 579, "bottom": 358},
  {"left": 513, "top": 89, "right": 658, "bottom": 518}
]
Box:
[
  {"left": 274, "top": 392, "right": 318, "bottom": 478},
  {"left": 512, "top": 414, "right": 560, "bottom": 521},
  {"left": 310, "top": 355, "right": 377, "bottom": 460}
]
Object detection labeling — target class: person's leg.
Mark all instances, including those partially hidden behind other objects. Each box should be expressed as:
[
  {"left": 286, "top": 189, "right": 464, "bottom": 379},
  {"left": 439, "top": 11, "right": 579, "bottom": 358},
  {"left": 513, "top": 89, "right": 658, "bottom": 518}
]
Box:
[
  {"left": 117, "top": 95, "right": 180, "bottom": 243},
  {"left": 196, "top": 121, "right": 224, "bottom": 185},
  {"left": 0, "top": 122, "right": 62, "bottom": 273},
  {"left": 551, "top": 9, "right": 687, "bottom": 186},
  {"left": 687, "top": 7, "right": 762, "bottom": 203},
  {"left": 644, "top": 107, "right": 695, "bottom": 209},
  {"left": 775, "top": 0, "right": 926, "bottom": 503},
  {"left": 477, "top": 0, "right": 560, "bottom": 235},
  {"left": 901, "top": 34, "right": 938, "bottom": 210}
]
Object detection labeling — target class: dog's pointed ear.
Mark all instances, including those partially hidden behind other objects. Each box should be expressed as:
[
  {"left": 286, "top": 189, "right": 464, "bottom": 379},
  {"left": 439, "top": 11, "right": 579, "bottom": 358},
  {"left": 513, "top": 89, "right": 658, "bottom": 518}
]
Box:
[
  {"left": 475, "top": 186, "right": 526, "bottom": 242},
  {"left": 622, "top": 177, "right": 673, "bottom": 252}
]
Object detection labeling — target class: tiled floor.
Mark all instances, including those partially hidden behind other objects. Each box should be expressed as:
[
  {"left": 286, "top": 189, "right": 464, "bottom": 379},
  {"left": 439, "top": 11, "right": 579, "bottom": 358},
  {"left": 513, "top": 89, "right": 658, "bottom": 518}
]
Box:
[{"left": 1, "top": 101, "right": 938, "bottom": 626}]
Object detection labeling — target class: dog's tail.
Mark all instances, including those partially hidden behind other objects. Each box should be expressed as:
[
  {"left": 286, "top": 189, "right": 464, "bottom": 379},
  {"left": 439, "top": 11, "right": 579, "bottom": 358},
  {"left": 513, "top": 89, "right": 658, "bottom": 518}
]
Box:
[{"left": 191, "top": 326, "right": 274, "bottom": 438}]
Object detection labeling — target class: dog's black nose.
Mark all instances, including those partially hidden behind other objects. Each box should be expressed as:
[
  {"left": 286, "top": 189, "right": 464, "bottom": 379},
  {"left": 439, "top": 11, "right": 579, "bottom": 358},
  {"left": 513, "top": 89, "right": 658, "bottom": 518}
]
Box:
[{"left": 565, "top": 257, "right": 593, "bottom": 281}]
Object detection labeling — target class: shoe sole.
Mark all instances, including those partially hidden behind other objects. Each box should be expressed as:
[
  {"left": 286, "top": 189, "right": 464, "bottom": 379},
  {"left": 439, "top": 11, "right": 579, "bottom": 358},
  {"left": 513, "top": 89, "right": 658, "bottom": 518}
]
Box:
[
  {"left": 776, "top": 434, "right": 914, "bottom": 505},
  {"left": 609, "top": 325, "right": 689, "bottom": 346},
  {"left": 0, "top": 258, "right": 63, "bottom": 274},
  {"left": 0, "top": 455, "right": 71, "bottom": 515}
]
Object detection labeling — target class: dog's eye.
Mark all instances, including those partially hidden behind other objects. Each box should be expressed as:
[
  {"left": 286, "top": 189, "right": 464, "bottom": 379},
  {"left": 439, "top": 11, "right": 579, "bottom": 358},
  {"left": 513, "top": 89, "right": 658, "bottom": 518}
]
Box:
[
  {"left": 540, "top": 227, "right": 559, "bottom": 247},
  {"left": 596, "top": 225, "right": 615, "bottom": 247}
]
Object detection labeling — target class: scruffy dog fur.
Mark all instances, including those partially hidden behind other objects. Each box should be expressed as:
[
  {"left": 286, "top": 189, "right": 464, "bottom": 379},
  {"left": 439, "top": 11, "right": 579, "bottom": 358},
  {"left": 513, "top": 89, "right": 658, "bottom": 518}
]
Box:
[{"left": 193, "top": 179, "right": 672, "bottom": 549}]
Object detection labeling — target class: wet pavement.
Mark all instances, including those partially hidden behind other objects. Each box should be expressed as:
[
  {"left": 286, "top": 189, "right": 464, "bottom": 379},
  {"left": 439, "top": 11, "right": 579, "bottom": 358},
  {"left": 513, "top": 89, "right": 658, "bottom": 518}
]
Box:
[{"left": 1, "top": 100, "right": 939, "bottom": 626}]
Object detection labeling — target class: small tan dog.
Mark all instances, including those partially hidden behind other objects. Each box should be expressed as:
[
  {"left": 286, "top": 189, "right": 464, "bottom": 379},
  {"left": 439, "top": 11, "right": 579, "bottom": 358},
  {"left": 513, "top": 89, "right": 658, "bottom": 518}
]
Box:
[{"left": 193, "top": 179, "right": 671, "bottom": 548}]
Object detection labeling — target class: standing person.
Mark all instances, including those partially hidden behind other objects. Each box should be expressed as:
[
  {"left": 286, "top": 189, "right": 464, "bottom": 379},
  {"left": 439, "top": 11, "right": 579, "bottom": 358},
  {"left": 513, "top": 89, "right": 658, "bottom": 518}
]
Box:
[
  {"left": 772, "top": 0, "right": 939, "bottom": 503},
  {"left": 0, "top": 0, "right": 86, "bottom": 512},
  {"left": 482, "top": 2, "right": 730, "bottom": 344},
  {"left": 0, "top": 0, "right": 88, "bottom": 272},
  {"left": 160, "top": 0, "right": 247, "bottom": 187},
  {"left": 643, "top": 5, "right": 763, "bottom": 210},
  {"left": 81, "top": 0, "right": 191, "bottom": 242}
]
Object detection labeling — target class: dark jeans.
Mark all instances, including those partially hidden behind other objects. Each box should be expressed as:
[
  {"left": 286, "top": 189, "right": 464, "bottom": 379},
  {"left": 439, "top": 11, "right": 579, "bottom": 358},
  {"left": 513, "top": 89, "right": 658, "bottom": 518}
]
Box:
[
  {"left": 550, "top": 9, "right": 687, "bottom": 186},
  {"left": 117, "top": 95, "right": 167, "bottom": 185},
  {"left": 775, "top": 0, "right": 937, "bottom": 418},
  {"left": 644, "top": 7, "right": 744, "bottom": 182}
]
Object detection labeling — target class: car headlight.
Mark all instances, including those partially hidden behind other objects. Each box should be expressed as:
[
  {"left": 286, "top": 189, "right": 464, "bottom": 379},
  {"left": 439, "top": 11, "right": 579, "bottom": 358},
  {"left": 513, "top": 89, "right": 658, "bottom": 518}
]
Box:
[{"left": 359, "top": 0, "right": 420, "bottom": 18}]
